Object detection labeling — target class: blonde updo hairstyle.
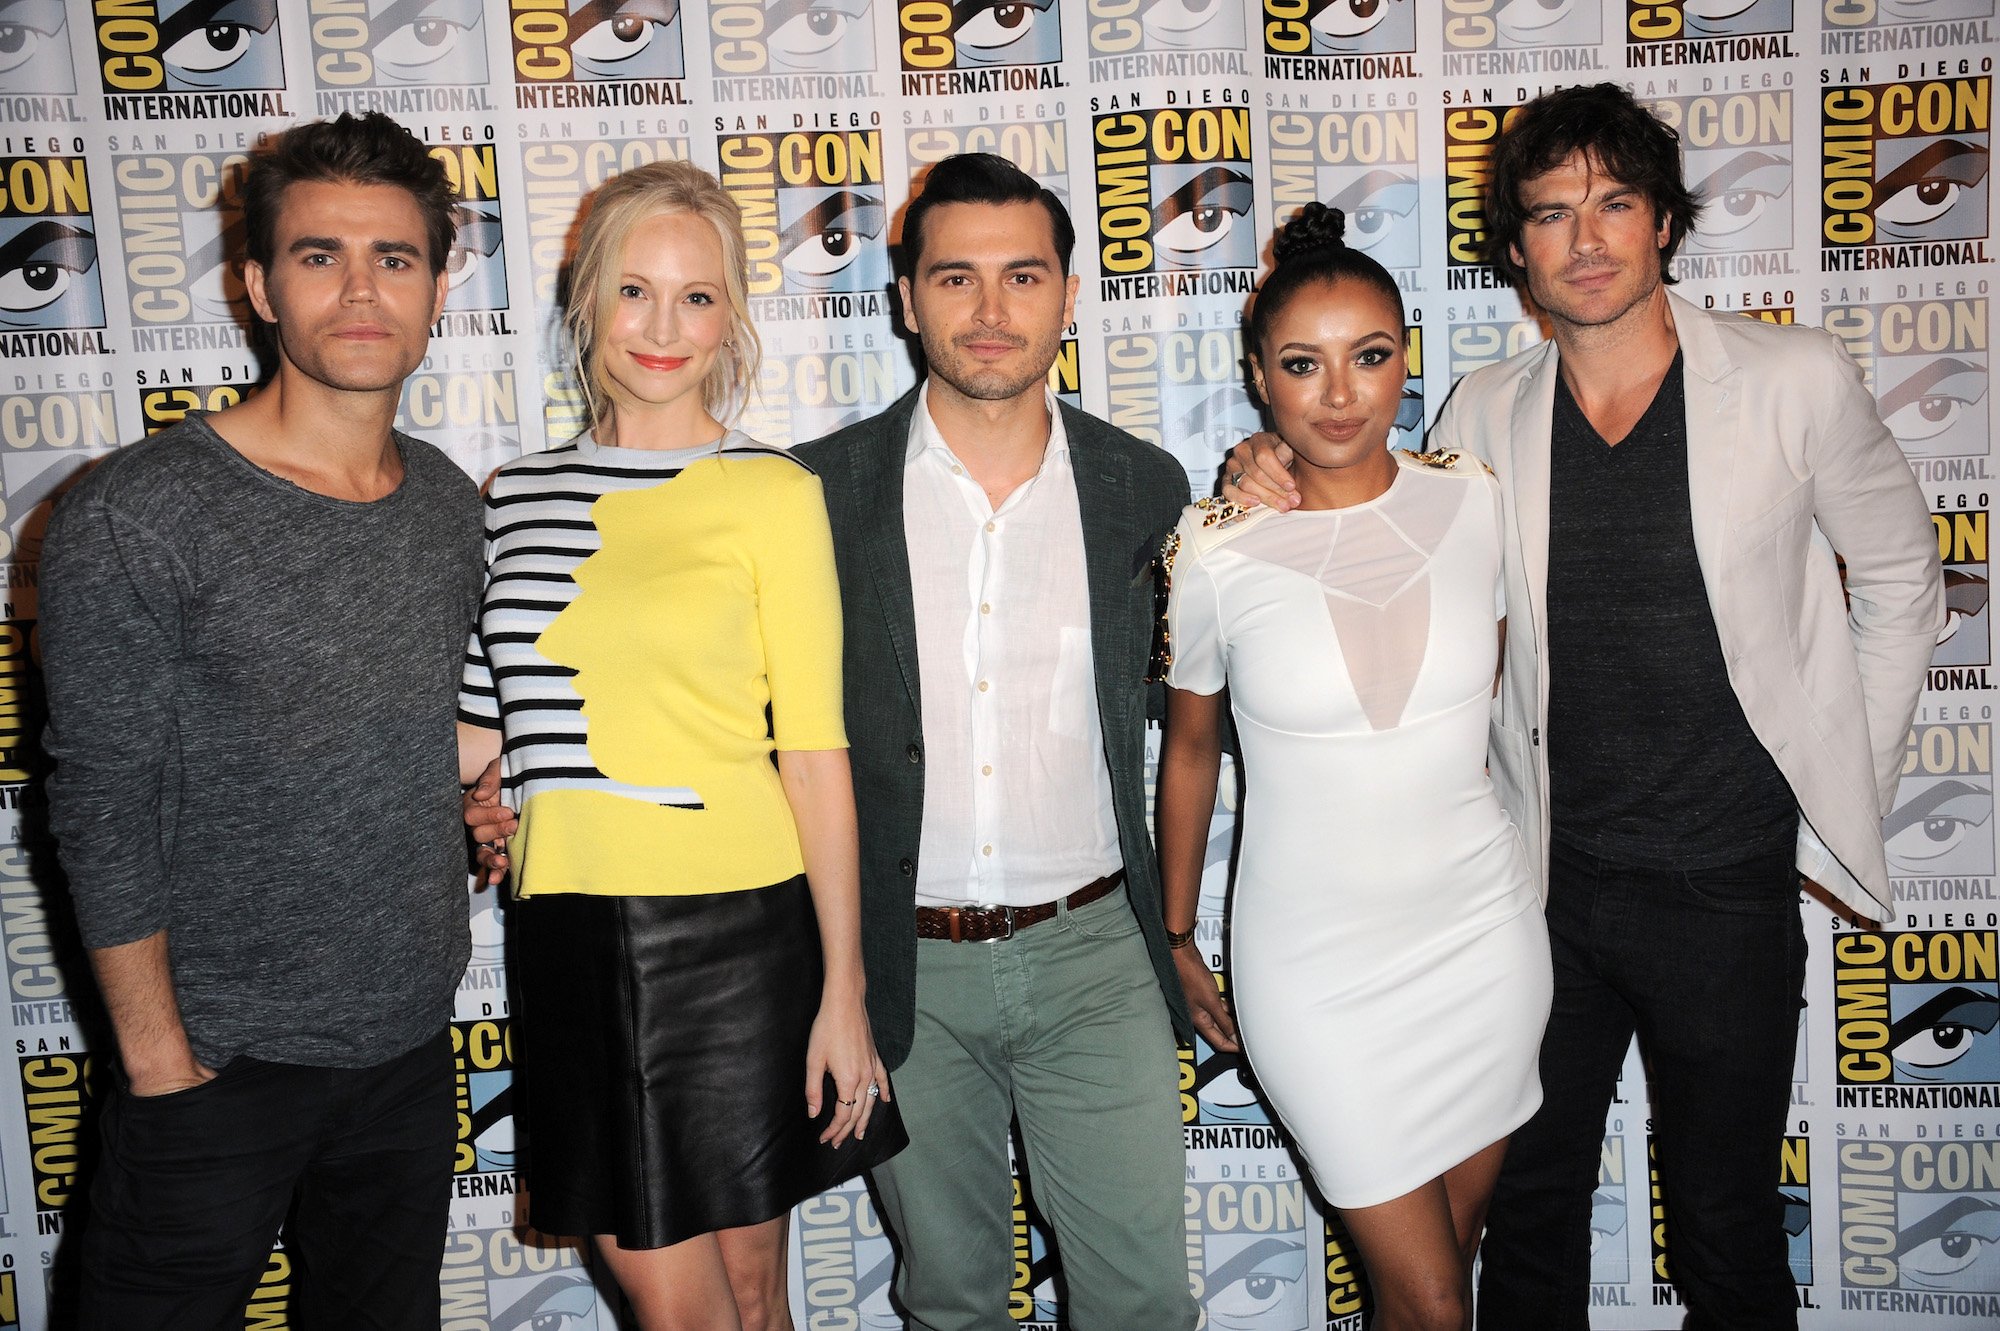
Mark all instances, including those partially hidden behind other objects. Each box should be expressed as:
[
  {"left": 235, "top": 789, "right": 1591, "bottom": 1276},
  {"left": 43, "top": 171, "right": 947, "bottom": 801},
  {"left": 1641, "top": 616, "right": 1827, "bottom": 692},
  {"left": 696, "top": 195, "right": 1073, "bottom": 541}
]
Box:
[{"left": 565, "top": 159, "right": 761, "bottom": 428}]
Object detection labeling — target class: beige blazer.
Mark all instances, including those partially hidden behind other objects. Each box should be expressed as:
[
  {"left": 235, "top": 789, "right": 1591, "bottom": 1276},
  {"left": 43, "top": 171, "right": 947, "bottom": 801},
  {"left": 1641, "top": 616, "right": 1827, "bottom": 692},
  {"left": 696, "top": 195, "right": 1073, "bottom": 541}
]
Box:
[{"left": 1429, "top": 291, "right": 1944, "bottom": 922}]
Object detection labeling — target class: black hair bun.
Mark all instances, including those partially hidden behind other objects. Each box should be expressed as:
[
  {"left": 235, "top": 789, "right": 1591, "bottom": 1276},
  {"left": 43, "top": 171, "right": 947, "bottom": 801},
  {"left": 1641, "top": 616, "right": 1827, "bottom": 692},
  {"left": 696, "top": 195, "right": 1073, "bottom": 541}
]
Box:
[{"left": 1273, "top": 202, "right": 1348, "bottom": 266}]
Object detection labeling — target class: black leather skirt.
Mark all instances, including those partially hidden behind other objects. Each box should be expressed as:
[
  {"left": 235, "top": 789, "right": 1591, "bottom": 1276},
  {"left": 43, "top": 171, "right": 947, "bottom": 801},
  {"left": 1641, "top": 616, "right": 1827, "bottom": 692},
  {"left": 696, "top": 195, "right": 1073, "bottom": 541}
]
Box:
[{"left": 514, "top": 876, "right": 905, "bottom": 1247}]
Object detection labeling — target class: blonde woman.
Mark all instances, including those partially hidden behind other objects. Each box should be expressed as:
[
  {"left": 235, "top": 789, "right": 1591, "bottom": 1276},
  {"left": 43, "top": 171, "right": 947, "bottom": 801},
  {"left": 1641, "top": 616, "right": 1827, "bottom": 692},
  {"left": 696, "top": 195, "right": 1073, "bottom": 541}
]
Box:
[{"left": 456, "top": 160, "right": 902, "bottom": 1331}]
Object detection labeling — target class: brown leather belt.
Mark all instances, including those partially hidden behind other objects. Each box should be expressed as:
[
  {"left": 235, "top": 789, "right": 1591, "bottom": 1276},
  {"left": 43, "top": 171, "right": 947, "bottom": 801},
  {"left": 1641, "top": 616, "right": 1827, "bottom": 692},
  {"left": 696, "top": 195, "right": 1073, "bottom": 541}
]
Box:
[{"left": 914, "top": 871, "right": 1125, "bottom": 943}]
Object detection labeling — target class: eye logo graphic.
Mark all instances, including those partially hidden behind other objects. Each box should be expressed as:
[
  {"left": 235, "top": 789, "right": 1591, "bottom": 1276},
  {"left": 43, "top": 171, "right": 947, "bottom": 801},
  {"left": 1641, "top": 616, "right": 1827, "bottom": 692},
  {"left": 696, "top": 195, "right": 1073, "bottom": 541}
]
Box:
[
  {"left": 1822, "top": 78, "right": 1991, "bottom": 265},
  {"left": 1271, "top": 111, "right": 1421, "bottom": 273},
  {"left": 92, "top": 0, "right": 285, "bottom": 93},
  {"left": 899, "top": 0, "right": 1064, "bottom": 72},
  {"left": 1102, "top": 326, "right": 1259, "bottom": 478},
  {"left": 513, "top": 0, "right": 686, "bottom": 83},
  {"left": 1441, "top": 0, "right": 1601, "bottom": 49},
  {"left": 712, "top": 0, "right": 875, "bottom": 76},
  {"left": 1930, "top": 507, "right": 1991, "bottom": 669},
  {"left": 313, "top": 0, "right": 489, "bottom": 89},
  {"left": 1265, "top": 0, "right": 1412, "bottom": 57},
  {"left": 1884, "top": 719, "right": 1995, "bottom": 878},
  {"left": 0, "top": 158, "right": 102, "bottom": 335},
  {"left": 1837, "top": 1139, "right": 2000, "bottom": 1299},
  {"left": 1634, "top": 0, "right": 1793, "bottom": 38},
  {"left": 1835, "top": 927, "right": 2000, "bottom": 1088},
  {"left": 0, "top": 0, "right": 75, "bottom": 95}
]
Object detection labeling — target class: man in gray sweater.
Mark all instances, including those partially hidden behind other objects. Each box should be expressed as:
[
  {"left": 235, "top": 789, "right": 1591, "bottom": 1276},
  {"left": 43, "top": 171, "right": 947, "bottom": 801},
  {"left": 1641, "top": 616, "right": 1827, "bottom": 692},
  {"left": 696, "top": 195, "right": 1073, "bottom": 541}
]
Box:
[{"left": 38, "top": 113, "right": 483, "bottom": 1329}]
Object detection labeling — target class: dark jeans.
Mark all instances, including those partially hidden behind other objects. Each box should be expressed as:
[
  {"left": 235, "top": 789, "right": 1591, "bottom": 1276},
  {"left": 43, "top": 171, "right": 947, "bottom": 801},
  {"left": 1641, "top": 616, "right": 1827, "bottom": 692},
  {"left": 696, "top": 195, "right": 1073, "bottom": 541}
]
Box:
[
  {"left": 79, "top": 1028, "right": 454, "bottom": 1331},
  {"left": 1477, "top": 840, "right": 1805, "bottom": 1331}
]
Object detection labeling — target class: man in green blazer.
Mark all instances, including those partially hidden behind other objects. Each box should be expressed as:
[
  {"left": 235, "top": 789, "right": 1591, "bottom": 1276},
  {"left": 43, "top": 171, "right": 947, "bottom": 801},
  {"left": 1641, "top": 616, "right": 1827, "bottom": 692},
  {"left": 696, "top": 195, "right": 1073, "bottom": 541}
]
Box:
[{"left": 797, "top": 154, "right": 1196, "bottom": 1329}]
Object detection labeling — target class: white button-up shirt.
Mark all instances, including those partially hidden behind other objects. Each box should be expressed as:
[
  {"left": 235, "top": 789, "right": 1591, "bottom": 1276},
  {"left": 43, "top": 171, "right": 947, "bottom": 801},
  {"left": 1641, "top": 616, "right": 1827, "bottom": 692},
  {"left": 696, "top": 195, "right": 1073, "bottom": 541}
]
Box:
[{"left": 903, "top": 383, "right": 1122, "bottom": 908}]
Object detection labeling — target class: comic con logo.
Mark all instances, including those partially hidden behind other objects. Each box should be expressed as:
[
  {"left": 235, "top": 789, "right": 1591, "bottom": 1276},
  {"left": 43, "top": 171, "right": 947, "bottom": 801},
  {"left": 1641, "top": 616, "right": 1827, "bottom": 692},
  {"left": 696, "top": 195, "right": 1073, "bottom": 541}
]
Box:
[
  {"left": 1628, "top": 0, "right": 1794, "bottom": 43},
  {"left": 112, "top": 151, "right": 249, "bottom": 339},
  {"left": 1885, "top": 719, "right": 1994, "bottom": 880},
  {"left": 0, "top": 158, "right": 102, "bottom": 334},
  {"left": 1185, "top": 1175, "right": 1314, "bottom": 1331},
  {"left": 1821, "top": 78, "right": 1991, "bottom": 263},
  {"left": 512, "top": 0, "right": 685, "bottom": 84},
  {"left": 1324, "top": 1217, "right": 1368, "bottom": 1327},
  {"left": 18, "top": 1049, "right": 95, "bottom": 1222},
  {"left": 1, "top": 0, "right": 77, "bottom": 95},
  {"left": 1826, "top": 296, "right": 1987, "bottom": 460},
  {"left": 1086, "top": 0, "right": 1245, "bottom": 59},
  {"left": 440, "top": 1226, "right": 601, "bottom": 1331},
  {"left": 427, "top": 144, "right": 509, "bottom": 315},
  {"left": 1835, "top": 928, "right": 1998, "bottom": 1086},
  {"left": 140, "top": 380, "right": 251, "bottom": 435},
  {"left": 1838, "top": 1139, "right": 2000, "bottom": 1299},
  {"left": 717, "top": 129, "right": 889, "bottom": 308},
  {"left": 711, "top": 0, "right": 873, "bottom": 76},
  {"left": 1441, "top": 0, "right": 1601, "bottom": 48},
  {"left": 398, "top": 364, "right": 521, "bottom": 486},
  {"left": 312, "top": 0, "right": 488, "bottom": 88},
  {"left": 1102, "top": 326, "right": 1260, "bottom": 470},
  {"left": 520, "top": 134, "right": 689, "bottom": 308},
  {"left": 1443, "top": 104, "right": 1521, "bottom": 288},
  {"left": 0, "top": 621, "right": 38, "bottom": 782},
  {"left": 739, "top": 345, "right": 899, "bottom": 447},
  {"left": 1647, "top": 91, "right": 1795, "bottom": 267},
  {"left": 1591, "top": 1133, "right": 1630, "bottom": 1285},
  {"left": 1270, "top": 110, "right": 1421, "bottom": 275},
  {"left": 92, "top": 0, "right": 285, "bottom": 93},
  {"left": 1931, "top": 508, "right": 1991, "bottom": 669},
  {"left": 1264, "top": 0, "right": 1413, "bottom": 57},
  {"left": 1651, "top": 1135, "right": 1812, "bottom": 1287},
  {"left": 898, "top": 0, "right": 1062, "bottom": 75},
  {"left": 1825, "top": 0, "right": 1998, "bottom": 29},
  {"left": 452, "top": 1018, "right": 515, "bottom": 1177},
  {"left": 794, "top": 1179, "right": 897, "bottom": 1328},
  {"left": 2, "top": 384, "right": 116, "bottom": 455},
  {"left": 1010, "top": 1172, "right": 1060, "bottom": 1324},
  {"left": 1092, "top": 107, "right": 1256, "bottom": 301},
  {"left": 0, "top": 842, "right": 65, "bottom": 1019},
  {"left": 1447, "top": 313, "right": 1542, "bottom": 380}
]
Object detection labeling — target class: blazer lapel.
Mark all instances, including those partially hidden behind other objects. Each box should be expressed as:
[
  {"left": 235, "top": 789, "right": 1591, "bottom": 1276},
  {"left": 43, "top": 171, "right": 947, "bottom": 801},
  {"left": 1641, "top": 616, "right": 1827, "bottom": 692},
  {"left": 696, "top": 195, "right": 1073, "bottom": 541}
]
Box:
[
  {"left": 1669, "top": 292, "right": 1742, "bottom": 620},
  {"left": 1508, "top": 344, "right": 1559, "bottom": 659},
  {"left": 855, "top": 390, "right": 924, "bottom": 716},
  {"left": 1068, "top": 414, "right": 1138, "bottom": 724}
]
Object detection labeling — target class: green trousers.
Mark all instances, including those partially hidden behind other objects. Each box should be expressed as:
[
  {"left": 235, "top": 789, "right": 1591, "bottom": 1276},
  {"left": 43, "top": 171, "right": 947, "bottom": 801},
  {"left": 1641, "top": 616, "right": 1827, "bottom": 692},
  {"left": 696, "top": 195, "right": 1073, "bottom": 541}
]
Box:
[{"left": 870, "top": 887, "right": 1197, "bottom": 1331}]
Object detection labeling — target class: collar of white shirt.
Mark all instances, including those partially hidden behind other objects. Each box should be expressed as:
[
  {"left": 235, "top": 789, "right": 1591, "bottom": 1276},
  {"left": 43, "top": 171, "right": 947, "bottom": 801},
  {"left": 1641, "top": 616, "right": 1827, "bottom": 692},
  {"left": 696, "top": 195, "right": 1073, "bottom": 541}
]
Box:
[{"left": 904, "top": 380, "right": 1070, "bottom": 481}]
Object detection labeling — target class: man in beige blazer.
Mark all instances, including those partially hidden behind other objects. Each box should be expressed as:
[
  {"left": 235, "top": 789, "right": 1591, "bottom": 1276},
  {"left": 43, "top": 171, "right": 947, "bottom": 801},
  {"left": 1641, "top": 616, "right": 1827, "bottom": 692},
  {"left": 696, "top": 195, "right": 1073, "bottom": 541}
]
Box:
[{"left": 1228, "top": 84, "right": 1941, "bottom": 1328}]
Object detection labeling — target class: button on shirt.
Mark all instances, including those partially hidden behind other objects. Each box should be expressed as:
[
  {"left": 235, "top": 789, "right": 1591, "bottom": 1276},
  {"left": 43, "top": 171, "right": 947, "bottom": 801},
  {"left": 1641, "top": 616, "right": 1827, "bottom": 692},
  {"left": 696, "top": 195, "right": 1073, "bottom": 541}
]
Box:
[{"left": 904, "top": 383, "right": 1122, "bottom": 908}]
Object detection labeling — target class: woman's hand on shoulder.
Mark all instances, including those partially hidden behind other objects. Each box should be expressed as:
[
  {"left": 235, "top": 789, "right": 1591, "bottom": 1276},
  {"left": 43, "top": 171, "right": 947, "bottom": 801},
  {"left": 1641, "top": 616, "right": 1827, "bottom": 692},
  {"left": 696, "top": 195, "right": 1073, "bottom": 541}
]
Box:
[
  {"left": 805, "top": 985, "right": 891, "bottom": 1148},
  {"left": 1222, "top": 433, "right": 1300, "bottom": 513}
]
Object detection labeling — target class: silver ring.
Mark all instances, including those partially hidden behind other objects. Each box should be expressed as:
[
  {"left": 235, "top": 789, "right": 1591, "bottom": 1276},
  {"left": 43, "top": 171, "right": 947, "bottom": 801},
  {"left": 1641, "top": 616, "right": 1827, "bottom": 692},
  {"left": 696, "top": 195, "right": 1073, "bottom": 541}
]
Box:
[
  {"left": 867, "top": 1084, "right": 881, "bottom": 1098},
  {"left": 1227, "top": 469, "right": 1246, "bottom": 488}
]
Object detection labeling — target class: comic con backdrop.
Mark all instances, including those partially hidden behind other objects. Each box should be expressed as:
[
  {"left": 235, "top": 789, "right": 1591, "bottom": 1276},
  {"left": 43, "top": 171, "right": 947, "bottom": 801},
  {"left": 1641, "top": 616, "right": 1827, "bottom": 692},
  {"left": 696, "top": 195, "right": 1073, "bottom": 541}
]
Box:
[{"left": 0, "top": 1, "right": 1991, "bottom": 1328}]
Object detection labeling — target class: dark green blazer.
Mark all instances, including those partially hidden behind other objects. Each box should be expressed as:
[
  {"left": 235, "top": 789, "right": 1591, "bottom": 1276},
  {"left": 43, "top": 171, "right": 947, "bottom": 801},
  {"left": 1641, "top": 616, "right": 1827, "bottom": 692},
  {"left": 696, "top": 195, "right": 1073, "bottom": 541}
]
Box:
[{"left": 797, "top": 386, "right": 1193, "bottom": 1070}]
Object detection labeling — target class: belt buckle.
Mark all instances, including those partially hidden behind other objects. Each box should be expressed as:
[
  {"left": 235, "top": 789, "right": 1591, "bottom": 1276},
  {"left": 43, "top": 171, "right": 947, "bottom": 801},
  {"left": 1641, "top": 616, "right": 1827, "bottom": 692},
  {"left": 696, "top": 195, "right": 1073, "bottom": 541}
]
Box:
[{"left": 996, "top": 905, "right": 1016, "bottom": 941}]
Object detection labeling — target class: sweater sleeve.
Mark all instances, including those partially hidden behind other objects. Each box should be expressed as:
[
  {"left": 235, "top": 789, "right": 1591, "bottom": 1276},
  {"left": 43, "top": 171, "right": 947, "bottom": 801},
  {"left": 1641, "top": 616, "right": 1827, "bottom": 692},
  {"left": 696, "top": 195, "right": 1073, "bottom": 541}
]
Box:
[
  {"left": 39, "top": 491, "right": 190, "bottom": 949},
  {"left": 754, "top": 467, "right": 848, "bottom": 751}
]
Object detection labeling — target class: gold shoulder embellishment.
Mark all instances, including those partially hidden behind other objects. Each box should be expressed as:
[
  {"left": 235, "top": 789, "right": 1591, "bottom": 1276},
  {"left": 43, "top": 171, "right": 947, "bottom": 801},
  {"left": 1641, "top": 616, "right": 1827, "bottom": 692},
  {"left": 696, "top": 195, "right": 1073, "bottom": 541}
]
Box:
[
  {"left": 1406, "top": 449, "right": 1495, "bottom": 476},
  {"left": 1193, "top": 495, "right": 1250, "bottom": 528},
  {"left": 1147, "top": 528, "right": 1184, "bottom": 684}
]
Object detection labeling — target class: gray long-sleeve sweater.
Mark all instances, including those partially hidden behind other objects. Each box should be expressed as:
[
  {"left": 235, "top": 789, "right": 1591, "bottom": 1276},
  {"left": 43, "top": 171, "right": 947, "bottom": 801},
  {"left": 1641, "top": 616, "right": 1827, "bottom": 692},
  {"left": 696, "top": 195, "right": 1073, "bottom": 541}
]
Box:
[{"left": 38, "top": 414, "right": 484, "bottom": 1068}]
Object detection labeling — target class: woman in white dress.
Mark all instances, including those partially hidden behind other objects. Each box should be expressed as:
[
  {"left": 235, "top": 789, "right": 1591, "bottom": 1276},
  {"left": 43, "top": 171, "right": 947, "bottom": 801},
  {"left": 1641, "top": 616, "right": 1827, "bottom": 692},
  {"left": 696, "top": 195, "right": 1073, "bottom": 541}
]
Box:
[{"left": 1155, "top": 203, "right": 1552, "bottom": 1331}]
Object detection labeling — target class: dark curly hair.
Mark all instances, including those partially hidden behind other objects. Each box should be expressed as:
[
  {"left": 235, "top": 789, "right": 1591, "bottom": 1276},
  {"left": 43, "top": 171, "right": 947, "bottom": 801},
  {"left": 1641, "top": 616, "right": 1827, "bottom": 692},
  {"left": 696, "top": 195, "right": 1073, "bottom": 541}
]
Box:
[
  {"left": 242, "top": 112, "right": 460, "bottom": 279},
  {"left": 1485, "top": 83, "right": 1702, "bottom": 289},
  {"left": 1246, "top": 202, "right": 1406, "bottom": 360}
]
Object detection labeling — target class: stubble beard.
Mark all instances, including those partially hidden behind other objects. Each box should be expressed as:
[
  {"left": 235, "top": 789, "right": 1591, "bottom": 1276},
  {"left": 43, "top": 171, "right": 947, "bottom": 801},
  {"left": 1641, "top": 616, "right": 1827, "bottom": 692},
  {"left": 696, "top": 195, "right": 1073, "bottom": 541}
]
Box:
[{"left": 924, "top": 330, "right": 1058, "bottom": 404}]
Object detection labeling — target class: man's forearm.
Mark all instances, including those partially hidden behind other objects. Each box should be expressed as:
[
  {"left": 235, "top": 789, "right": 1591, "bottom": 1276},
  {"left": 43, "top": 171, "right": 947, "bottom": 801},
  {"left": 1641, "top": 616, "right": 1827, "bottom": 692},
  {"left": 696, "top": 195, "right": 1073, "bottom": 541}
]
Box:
[{"left": 88, "top": 932, "right": 212, "bottom": 1096}]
